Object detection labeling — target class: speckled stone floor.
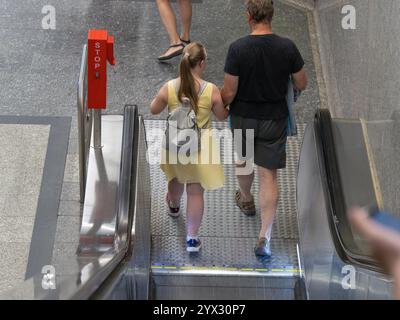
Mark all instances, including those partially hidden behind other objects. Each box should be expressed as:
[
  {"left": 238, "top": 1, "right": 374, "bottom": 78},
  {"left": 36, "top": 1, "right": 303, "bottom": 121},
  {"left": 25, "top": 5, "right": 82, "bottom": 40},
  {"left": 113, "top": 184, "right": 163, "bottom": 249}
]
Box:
[
  {"left": 0, "top": 0, "right": 321, "bottom": 289},
  {"left": 0, "top": 124, "right": 49, "bottom": 293}
]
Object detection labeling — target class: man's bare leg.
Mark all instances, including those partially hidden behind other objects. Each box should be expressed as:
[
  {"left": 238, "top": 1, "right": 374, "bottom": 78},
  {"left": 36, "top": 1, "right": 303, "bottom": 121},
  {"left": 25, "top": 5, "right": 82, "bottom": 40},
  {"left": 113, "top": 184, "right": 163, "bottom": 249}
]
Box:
[
  {"left": 236, "top": 162, "right": 255, "bottom": 202},
  {"left": 258, "top": 166, "right": 278, "bottom": 241}
]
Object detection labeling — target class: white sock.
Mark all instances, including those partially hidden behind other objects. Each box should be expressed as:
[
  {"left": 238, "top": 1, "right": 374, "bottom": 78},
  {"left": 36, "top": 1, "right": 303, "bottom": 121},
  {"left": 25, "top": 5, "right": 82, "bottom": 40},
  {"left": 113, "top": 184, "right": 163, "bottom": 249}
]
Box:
[{"left": 265, "top": 224, "right": 272, "bottom": 242}]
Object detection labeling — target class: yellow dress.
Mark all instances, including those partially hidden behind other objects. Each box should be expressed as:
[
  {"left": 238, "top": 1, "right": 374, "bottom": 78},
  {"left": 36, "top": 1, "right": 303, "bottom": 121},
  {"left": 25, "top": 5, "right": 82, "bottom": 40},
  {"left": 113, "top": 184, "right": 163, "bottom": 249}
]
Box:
[{"left": 160, "top": 79, "right": 224, "bottom": 190}]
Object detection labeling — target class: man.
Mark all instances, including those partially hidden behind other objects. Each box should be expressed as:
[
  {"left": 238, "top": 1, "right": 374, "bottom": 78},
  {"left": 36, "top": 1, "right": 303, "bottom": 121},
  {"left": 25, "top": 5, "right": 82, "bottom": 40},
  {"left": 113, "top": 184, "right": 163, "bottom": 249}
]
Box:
[{"left": 221, "top": 0, "right": 307, "bottom": 257}]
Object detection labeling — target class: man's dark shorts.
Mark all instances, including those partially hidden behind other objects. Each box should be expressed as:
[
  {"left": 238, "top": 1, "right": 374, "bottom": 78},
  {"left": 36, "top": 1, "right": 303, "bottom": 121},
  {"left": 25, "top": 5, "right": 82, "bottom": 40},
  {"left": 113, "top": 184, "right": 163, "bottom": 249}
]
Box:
[{"left": 230, "top": 114, "right": 288, "bottom": 170}]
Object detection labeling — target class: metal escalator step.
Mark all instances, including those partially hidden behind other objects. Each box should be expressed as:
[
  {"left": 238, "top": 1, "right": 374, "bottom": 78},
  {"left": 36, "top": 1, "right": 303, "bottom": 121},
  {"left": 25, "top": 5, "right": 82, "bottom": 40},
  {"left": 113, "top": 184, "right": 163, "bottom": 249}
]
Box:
[
  {"left": 151, "top": 236, "right": 299, "bottom": 276},
  {"left": 145, "top": 120, "right": 305, "bottom": 275}
]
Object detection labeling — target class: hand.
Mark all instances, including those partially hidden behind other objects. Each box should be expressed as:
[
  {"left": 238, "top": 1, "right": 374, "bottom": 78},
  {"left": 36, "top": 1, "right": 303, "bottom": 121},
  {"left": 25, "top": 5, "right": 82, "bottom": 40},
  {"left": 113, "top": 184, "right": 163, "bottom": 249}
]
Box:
[{"left": 349, "top": 206, "right": 400, "bottom": 299}]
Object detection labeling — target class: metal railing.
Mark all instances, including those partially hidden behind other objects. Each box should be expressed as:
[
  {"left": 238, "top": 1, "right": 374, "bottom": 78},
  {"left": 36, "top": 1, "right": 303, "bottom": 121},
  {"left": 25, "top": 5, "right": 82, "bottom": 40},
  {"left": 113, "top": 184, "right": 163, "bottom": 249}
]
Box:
[{"left": 77, "top": 44, "right": 91, "bottom": 202}]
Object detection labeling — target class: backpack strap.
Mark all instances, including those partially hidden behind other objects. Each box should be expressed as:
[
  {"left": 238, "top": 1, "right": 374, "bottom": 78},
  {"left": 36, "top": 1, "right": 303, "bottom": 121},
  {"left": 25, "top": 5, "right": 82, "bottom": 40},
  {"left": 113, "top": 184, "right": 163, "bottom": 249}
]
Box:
[
  {"left": 173, "top": 79, "right": 179, "bottom": 97},
  {"left": 198, "top": 81, "right": 208, "bottom": 96},
  {"left": 173, "top": 79, "right": 208, "bottom": 98}
]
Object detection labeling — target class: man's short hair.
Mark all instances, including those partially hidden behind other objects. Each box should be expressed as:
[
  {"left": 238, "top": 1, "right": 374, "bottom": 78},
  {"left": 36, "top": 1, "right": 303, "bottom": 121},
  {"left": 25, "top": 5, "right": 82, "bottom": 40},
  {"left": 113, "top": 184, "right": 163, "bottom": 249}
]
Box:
[{"left": 246, "top": 0, "right": 274, "bottom": 24}]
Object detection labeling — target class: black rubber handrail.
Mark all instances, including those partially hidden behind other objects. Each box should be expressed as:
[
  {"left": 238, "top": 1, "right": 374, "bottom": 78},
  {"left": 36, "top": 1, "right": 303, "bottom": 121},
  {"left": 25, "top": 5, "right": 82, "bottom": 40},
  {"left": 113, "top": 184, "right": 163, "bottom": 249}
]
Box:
[{"left": 314, "top": 109, "right": 383, "bottom": 273}]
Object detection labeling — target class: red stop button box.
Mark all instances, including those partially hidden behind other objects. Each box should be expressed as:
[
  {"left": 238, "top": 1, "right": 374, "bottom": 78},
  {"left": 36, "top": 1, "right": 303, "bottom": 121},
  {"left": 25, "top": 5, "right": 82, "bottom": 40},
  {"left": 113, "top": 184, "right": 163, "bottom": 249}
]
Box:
[{"left": 87, "top": 30, "right": 116, "bottom": 109}]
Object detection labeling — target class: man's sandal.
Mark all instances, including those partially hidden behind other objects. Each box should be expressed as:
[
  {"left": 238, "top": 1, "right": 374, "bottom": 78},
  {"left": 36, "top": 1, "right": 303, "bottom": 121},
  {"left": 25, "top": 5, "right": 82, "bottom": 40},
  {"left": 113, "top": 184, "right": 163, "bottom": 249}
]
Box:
[
  {"left": 235, "top": 190, "right": 256, "bottom": 216},
  {"left": 158, "top": 43, "right": 185, "bottom": 61}
]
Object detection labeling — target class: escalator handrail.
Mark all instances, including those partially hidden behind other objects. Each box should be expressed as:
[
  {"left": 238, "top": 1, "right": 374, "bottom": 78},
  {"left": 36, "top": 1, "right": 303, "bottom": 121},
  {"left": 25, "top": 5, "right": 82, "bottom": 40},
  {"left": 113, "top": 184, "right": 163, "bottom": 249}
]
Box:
[{"left": 314, "top": 109, "right": 383, "bottom": 273}]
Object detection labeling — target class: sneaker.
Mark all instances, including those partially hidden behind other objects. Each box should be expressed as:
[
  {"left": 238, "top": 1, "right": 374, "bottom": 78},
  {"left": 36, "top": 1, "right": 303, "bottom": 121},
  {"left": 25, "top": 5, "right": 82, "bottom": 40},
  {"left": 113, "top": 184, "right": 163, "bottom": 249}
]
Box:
[
  {"left": 186, "top": 238, "right": 202, "bottom": 253},
  {"left": 167, "top": 204, "right": 180, "bottom": 218},
  {"left": 254, "top": 238, "right": 271, "bottom": 257},
  {"left": 166, "top": 194, "right": 180, "bottom": 218}
]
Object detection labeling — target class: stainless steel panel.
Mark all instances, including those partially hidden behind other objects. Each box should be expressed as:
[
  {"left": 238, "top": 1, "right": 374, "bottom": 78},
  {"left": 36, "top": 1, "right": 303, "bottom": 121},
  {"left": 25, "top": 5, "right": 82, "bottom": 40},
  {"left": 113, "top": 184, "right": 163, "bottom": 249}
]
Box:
[
  {"left": 125, "top": 116, "right": 152, "bottom": 300},
  {"left": 78, "top": 115, "right": 123, "bottom": 254},
  {"left": 154, "top": 284, "right": 295, "bottom": 300},
  {"left": 297, "top": 123, "right": 334, "bottom": 299},
  {"left": 77, "top": 44, "right": 89, "bottom": 203},
  {"left": 332, "top": 120, "right": 377, "bottom": 209}
]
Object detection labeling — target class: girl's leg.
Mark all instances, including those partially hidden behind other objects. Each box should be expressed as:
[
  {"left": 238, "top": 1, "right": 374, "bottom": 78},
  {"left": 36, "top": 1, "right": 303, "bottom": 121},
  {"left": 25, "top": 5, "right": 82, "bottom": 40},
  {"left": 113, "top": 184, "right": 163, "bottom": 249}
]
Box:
[
  {"left": 167, "top": 178, "right": 184, "bottom": 207},
  {"left": 186, "top": 183, "right": 204, "bottom": 237},
  {"left": 177, "top": 0, "right": 192, "bottom": 42},
  {"left": 156, "top": 0, "right": 183, "bottom": 58}
]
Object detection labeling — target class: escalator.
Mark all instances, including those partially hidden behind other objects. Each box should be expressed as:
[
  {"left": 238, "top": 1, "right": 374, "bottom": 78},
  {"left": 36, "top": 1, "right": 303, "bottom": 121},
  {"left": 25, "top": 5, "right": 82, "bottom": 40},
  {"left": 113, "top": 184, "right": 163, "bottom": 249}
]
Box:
[
  {"left": 1, "top": 107, "right": 394, "bottom": 300},
  {"left": 296, "top": 109, "right": 394, "bottom": 300},
  {"left": 1, "top": 105, "right": 151, "bottom": 300}
]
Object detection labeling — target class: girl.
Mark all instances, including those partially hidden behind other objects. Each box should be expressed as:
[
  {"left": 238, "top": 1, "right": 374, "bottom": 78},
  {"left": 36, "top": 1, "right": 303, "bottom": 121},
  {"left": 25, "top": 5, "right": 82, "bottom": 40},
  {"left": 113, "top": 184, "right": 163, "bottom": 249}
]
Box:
[{"left": 150, "top": 42, "right": 228, "bottom": 252}]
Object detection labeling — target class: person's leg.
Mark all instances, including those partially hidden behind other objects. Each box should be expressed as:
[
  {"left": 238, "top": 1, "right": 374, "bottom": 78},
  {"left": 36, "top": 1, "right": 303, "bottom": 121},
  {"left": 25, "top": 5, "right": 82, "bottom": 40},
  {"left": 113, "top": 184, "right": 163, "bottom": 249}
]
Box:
[
  {"left": 186, "top": 183, "right": 204, "bottom": 237},
  {"left": 156, "top": 0, "right": 184, "bottom": 58},
  {"left": 236, "top": 162, "right": 254, "bottom": 202},
  {"left": 177, "top": 0, "right": 192, "bottom": 42},
  {"left": 167, "top": 178, "right": 184, "bottom": 207},
  {"left": 258, "top": 166, "right": 279, "bottom": 240},
  {"left": 233, "top": 115, "right": 257, "bottom": 215}
]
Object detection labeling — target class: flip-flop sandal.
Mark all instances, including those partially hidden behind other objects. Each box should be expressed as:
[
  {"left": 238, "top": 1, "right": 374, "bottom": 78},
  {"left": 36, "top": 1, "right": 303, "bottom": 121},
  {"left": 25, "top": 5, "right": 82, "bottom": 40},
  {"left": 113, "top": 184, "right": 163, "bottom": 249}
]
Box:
[
  {"left": 180, "top": 38, "right": 191, "bottom": 46},
  {"left": 158, "top": 43, "right": 185, "bottom": 61},
  {"left": 166, "top": 193, "right": 180, "bottom": 217},
  {"left": 235, "top": 190, "right": 256, "bottom": 216}
]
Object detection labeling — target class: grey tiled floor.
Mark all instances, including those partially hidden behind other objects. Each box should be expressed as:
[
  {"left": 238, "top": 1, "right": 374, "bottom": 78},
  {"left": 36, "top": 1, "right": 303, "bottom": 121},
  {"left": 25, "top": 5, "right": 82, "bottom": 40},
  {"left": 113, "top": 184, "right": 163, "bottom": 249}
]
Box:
[
  {"left": 0, "top": 0, "right": 319, "bottom": 120},
  {"left": 0, "top": 124, "right": 49, "bottom": 294},
  {"left": 0, "top": 0, "right": 321, "bottom": 285}
]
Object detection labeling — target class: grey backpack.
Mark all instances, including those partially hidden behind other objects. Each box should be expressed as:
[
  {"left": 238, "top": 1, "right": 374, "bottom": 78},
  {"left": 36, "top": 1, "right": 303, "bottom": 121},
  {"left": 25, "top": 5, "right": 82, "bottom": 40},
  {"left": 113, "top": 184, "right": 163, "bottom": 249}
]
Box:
[{"left": 164, "top": 80, "right": 207, "bottom": 156}]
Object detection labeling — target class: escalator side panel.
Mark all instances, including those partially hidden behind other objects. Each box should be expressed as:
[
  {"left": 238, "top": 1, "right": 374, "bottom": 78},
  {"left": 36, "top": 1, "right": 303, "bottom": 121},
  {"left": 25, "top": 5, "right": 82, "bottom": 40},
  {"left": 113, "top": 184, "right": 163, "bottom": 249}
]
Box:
[
  {"left": 127, "top": 116, "right": 152, "bottom": 300},
  {"left": 94, "top": 116, "right": 152, "bottom": 300},
  {"left": 332, "top": 121, "right": 377, "bottom": 211},
  {"left": 297, "top": 121, "right": 394, "bottom": 299},
  {"left": 297, "top": 123, "right": 336, "bottom": 299}
]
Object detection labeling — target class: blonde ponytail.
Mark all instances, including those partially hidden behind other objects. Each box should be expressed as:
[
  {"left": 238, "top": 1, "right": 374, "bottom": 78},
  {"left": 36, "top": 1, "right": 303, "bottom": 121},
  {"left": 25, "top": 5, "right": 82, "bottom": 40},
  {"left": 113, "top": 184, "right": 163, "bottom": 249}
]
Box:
[{"left": 178, "top": 42, "right": 207, "bottom": 114}]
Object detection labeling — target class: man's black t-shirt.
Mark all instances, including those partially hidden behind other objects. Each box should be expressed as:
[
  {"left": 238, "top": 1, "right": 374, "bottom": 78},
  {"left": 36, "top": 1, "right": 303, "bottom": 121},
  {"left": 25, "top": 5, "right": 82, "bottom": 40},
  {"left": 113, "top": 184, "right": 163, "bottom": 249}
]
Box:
[{"left": 224, "top": 34, "right": 305, "bottom": 120}]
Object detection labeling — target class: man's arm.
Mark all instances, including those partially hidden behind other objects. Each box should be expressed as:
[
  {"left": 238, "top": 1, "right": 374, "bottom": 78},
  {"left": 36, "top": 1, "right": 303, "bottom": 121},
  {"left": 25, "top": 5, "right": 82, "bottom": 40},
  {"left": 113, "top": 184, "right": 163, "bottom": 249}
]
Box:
[
  {"left": 211, "top": 84, "right": 229, "bottom": 120},
  {"left": 220, "top": 73, "right": 239, "bottom": 107},
  {"left": 292, "top": 68, "right": 308, "bottom": 91},
  {"left": 150, "top": 83, "right": 168, "bottom": 115}
]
